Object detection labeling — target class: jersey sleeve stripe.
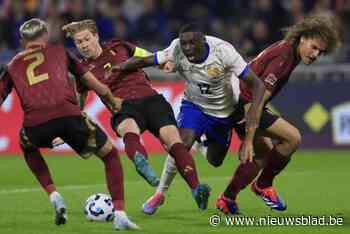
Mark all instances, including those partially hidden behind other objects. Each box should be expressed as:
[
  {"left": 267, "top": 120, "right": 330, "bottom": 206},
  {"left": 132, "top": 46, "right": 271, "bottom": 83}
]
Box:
[
  {"left": 153, "top": 52, "right": 159, "bottom": 65},
  {"left": 238, "top": 64, "right": 249, "bottom": 79}
]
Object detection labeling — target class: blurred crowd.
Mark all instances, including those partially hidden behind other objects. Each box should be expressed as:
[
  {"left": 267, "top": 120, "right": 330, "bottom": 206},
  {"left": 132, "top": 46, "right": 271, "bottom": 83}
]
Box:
[{"left": 0, "top": 0, "right": 349, "bottom": 64}]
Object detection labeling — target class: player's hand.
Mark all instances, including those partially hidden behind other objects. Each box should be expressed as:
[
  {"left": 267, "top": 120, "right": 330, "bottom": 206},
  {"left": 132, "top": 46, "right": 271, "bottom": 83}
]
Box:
[
  {"left": 52, "top": 137, "right": 65, "bottom": 147},
  {"left": 106, "top": 97, "right": 123, "bottom": 113},
  {"left": 239, "top": 140, "right": 254, "bottom": 164},
  {"left": 161, "top": 61, "right": 176, "bottom": 73}
]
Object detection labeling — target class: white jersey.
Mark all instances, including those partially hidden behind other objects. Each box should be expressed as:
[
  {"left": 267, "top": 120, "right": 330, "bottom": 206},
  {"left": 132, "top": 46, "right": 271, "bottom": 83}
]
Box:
[{"left": 155, "top": 36, "right": 248, "bottom": 118}]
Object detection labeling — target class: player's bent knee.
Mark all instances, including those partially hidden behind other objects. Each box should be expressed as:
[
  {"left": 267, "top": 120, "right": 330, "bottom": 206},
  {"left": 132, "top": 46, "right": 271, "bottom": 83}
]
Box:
[
  {"left": 180, "top": 135, "right": 193, "bottom": 150},
  {"left": 116, "top": 118, "right": 140, "bottom": 137},
  {"left": 182, "top": 140, "right": 193, "bottom": 151},
  {"left": 96, "top": 140, "right": 113, "bottom": 158},
  {"left": 159, "top": 125, "right": 182, "bottom": 148},
  {"left": 207, "top": 158, "right": 223, "bottom": 167},
  {"left": 206, "top": 152, "right": 225, "bottom": 167},
  {"left": 288, "top": 128, "right": 302, "bottom": 151}
]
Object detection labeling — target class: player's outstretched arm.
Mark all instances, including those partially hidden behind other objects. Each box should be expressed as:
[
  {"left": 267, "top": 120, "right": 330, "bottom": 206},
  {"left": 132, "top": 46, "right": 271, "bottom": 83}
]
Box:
[
  {"left": 112, "top": 55, "right": 156, "bottom": 72},
  {"left": 81, "top": 71, "right": 122, "bottom": 112},
  {"left": 239, "top": 68, "right": 266, "bottom": 163},
  {"left": 243, "top": 68, "right": 266, "bottom": 130}
]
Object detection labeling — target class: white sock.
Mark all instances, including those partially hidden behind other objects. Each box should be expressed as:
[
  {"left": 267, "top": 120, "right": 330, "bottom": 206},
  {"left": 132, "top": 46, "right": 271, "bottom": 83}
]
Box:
[
  {"left": 49, "top": 191, "right": 60, "bottom": 202},
  {"left": 114, "top": 210, "right": 127, "bottom": 218},
  {"left": 157, "top": 155, "right": 178, "bottom": 194},
  {"left": 194, "top": 141, "right": 208, "bottom": 158}
]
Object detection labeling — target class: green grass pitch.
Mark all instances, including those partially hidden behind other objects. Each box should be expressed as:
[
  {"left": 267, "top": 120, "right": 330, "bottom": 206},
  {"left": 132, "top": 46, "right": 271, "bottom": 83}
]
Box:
[{"left": 0, "top": 151, "right": 349, "bottom": 234}]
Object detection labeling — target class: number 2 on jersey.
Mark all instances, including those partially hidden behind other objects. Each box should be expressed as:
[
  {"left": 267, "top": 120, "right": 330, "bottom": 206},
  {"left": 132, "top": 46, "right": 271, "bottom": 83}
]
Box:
[
  {"left": 24, "top": 52, "right": 49, "bottom": 85},
  {"left": 197, "top": 83, "right": 212, "bottom": 94}
]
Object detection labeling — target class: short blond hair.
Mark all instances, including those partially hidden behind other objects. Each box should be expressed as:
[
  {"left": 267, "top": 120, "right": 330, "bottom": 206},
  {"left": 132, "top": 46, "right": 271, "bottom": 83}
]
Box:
[
  {"left": 62, "top": 19, "right": 98, "bottom": 37},
  {"left": 20, "top": 18, "right": 48, "bottom": 41}
]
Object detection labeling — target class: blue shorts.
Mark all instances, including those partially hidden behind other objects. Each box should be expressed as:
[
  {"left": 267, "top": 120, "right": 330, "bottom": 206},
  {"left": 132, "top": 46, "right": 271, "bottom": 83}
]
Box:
[{"left": 177, "top": 100, "right": 238, "bottom": 147}]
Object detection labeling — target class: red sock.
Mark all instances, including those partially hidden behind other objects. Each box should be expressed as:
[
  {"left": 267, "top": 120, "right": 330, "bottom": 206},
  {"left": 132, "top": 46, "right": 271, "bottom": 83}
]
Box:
[
  {"left": 23, "top": 149, "right": 56, "bottom": 195},
  {"left": 169, "top": 143, "right": 199, "bottom": 189},
  {"left": 100, "top": 147, "right": 124, "bottom": 210},
  {"left": 257, "top": 148, "right": 291, "bottom": 189},
  {"left": 123, "top": 132, "right": 148, "bottom": 161},
  {"left": 224, "top": 161, "right": 259, "bottom": 200}
]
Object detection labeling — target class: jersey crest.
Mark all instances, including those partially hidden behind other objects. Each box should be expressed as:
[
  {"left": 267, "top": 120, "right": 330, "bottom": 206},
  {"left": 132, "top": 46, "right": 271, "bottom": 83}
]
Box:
[
  {"left": 103, "top": 62, "right": 113, "bottom": 79},
  {"left": 103, "top": 63, "right": 112, "bottom": 71},
  {"left": 207, "top": 66, "right": 222, "bottom": 78},
  {"left": 265, "top": 73, "right": 278, "bottom": 86}
]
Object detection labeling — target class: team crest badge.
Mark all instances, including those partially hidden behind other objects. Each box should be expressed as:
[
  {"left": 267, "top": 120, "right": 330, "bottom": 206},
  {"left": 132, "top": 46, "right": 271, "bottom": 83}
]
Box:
[
  {"left": 207, "top": 67, "right": 221, "bottom": 78},
  {"left": 104, "top": 63, "right": 112, "bottom": 71},
  {"left": 104, "top": 63, "right": 113, "bottom": 79},
  {"left": 265, "top": 73, "right": 278, "bottom": 86}
]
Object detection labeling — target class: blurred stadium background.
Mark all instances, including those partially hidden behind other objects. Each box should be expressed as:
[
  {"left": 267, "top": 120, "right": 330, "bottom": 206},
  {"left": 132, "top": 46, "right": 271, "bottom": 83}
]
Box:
[{"left": 0, "top": 1, "right": 349, "bottom": 234}]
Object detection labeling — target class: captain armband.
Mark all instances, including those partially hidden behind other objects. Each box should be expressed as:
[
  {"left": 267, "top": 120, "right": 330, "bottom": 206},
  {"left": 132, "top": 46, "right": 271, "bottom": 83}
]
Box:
[{"left": 133, "top": 47, "right": 151, "bottom": 58}]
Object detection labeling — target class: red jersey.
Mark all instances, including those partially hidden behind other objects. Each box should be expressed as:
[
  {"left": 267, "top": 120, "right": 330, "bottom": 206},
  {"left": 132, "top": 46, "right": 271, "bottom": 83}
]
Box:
[
  {"left": 240, "top": 41, "right": 300, "bottom": 102},
  {"left": 1, "top": 44, "right": 87, "bottom": 127},
  {"left": 81, "top": 39, "right": 157, "bottom": 100}
]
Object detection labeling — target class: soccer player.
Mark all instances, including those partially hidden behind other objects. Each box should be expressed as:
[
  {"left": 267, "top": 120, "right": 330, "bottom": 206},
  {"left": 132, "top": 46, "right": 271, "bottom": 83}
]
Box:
[
  {"left": 113, "top": 23, "right": 266, "bottom": 215},
  {"left": 215, "top": 15, "right": 340, "bottom": 214},
  {"left": 0, "top": 18, "right": 138, "bottom": 230},
  {"left": 62, "top": 20, "right": 211, "bottom": 210}
]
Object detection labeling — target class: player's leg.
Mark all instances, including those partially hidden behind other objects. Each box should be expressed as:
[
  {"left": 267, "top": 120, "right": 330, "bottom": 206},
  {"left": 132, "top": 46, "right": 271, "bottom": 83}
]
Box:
[
  {"left": 144, "top": 96, "right": 210, "bottom": 210},
  {"left": 154, "top": 98, "right": 208, "bottom": 193},
  {"left": 159, "top": 124, "right": 211, "bottom": 210},
  {"left": 202, "top": 115, "right": 249, "bottom": 214},
  {"left": 251, "top": 117, "right": 301, "bottom": 211},
  {"left": 20, "top": 128, "right": 56, "bottom": 195},
  {"left": 256, "top": 118, "right": 301, "bottom": 188},
  {"left": 216, "top": 134, "right": 272, "bottom": 214},
  {"left": 111, "top": 103, "right": 159, "bottom": 187},
  {"left": 156, "top": 128, "right": 198, "bottom": 193},
  {"left": 95, "top": 138, "right": 139, "bottom": 230},
  {"left": 215, "top": 102, "right": 276, "bottom": 214},
  {"left": 61, "top": 115, "right": 139, "bottom": 230},
  {"left": 20, "top": 126, "right": 67, "bottom": 225},
  {"left": 224, "top": 135, "right": 272, "bottom": 199},
  {"left": 143, "top": 98, "right": 212, "bottom": 214},
  {"left": 142, "top": 128, "right": 197, "bottom": 215},
  {"left": 159, "top": 125, "right": 199, "bottom": 190},
  {"left": 205, "top": 128, "right": 232, "bottom": 167}
]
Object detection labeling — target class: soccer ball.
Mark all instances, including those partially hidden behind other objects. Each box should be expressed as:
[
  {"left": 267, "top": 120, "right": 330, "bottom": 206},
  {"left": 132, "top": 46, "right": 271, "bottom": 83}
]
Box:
[{"left": 84, "top": 193, "right": 115, "bottom": 222}]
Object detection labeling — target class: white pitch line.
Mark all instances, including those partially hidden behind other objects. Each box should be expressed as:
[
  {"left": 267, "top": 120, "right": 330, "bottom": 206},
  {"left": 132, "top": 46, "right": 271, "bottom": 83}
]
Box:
[
  {"left": 0, "top": 184, "right": 103, "bottom": 195},
  {"left": 0, "top": 171, "right": 320, "bottom": 195},
  {"left": 0, "top": 177, "right": 230, "bottom": 195}
]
